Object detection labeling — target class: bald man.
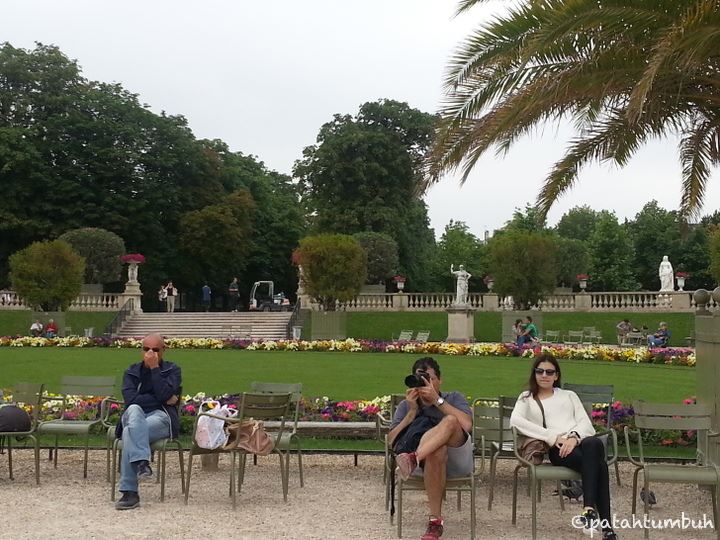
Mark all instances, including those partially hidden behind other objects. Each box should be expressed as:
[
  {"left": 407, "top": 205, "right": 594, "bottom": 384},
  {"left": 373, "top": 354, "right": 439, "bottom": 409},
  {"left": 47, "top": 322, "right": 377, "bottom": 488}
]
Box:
[{"left": 114, "top": 334, "right": 182, "bottom": 510}]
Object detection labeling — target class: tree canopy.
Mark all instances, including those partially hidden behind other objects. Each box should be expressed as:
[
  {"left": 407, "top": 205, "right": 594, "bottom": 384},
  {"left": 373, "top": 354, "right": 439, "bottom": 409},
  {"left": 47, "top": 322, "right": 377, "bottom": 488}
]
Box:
[
  {"left": 57, "top": 228, "right": 125, "bottom": 285},
  {"left": 427, "top": 0, "right": 720, "bottom": 220}
]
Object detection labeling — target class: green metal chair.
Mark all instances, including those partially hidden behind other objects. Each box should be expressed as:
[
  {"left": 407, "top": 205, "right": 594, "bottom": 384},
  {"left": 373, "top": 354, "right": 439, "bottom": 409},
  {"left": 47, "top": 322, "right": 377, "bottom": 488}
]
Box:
[
  {"left": 484, "top": 396, "right": 516, "bottom": 510},
  {"left": 563, "top": 383, "right": 621, "bottom": 485},
  {"left": 108, "top": 397, "right": 185, "bottom": 502},
  {"left": 184, "top": 392, "right": 292, "bottom": 509},
  {"left": 390, "top": 408, "right": 482, "bottom": 539},
  {"left": 625, "top": 400, "right": 720, "bottom": 539},
  {"left": 250, "top": 381, "right": 304, "bottom": 486},
  {"left": 563, "top": 330, "right": 584, "bottom": 345},
  {"left": 510, "top": 426, "right": 580, "bottom": 540},
  {"left": 378, "top": 394, "right": 411, "bottom": 509},
  {"left": 541, "top": 330, "right": 560, "bottom": 344},
  {"left": 37, "top": 376, "right": 116, "bottom": 477},
  {"left": 0, "top": 383, "right": 44, "bottom": 484}
]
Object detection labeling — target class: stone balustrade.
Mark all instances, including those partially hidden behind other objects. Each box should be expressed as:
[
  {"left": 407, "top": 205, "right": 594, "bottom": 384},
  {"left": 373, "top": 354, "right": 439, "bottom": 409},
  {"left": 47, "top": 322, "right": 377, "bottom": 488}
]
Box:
[
  {"left": 302, "top": 290, "right": 711, "bottom": 313},
  {"left": 0, "top": 290, "right": 138, "bottom": 312}
]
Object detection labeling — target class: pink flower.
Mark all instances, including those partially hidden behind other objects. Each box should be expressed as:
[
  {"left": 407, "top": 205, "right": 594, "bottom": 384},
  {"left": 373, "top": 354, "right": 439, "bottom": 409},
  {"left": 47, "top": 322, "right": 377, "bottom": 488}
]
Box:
[
  {"left": 683, "top": 398, "right": 695, "bottom": 405},
  {"left": 611, "top": 401, "right": 623, "bottom": 410},
  {"left": 110, "top": 403, "right": 119, "bottom": 411},
  {"left": 227, "top": 403, "right": 237, "bottom": 409},
  {"left": 183, "top": 404, "right": 196, "bottom": 414},
  {"left": 591, "top": 410, "right": 605, "bottom": 418}
]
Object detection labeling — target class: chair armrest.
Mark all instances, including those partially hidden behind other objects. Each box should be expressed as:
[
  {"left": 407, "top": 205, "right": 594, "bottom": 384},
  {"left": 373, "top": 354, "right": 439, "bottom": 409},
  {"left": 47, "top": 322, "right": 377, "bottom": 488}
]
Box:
[
  {"left": 476, "top": 434, "right": 487, "bottom": 475},
  {"left": 39, "top": 393, "right": 68, "bottom": 420},
  {"left": 595, "top": 428, "right": 619, "bottom": 466},
  {"left": 376, "top": 412, "right": 391, "bottom": 440},
  {"left": 623, "top": 426, "right": 644, "bottom": 467},
  {"left": 511, "top": 426, "right": 536, "bottom": 469},
  {"left": 707, "top": 431, "right": 720, "bottom": 438},
  {"left": 100, "top": 397, "right": 124, "bottom": 426}
]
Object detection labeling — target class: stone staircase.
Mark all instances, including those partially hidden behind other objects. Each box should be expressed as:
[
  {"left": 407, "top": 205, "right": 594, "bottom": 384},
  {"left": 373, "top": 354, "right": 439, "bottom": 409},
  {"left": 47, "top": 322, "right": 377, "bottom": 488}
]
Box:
[{"left": 116, "top": 312, "right": 293, "bottom": 340}]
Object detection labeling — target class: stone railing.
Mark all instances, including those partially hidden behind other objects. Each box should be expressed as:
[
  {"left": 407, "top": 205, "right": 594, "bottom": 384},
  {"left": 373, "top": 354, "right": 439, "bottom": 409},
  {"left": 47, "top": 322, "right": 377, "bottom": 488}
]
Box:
[
  {"left": 0, "top": 290, "right": 136, "bottom": 312},
  {"left": 303, "top": 290, "right": 706, "bottom": 313}
]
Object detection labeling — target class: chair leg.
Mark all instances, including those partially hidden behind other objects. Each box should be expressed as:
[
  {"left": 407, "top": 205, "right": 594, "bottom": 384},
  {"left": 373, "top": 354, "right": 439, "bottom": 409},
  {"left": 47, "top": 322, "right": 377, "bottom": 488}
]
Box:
[
  {"left": 632, "top": 468, "right": 641, "bottom": 515},
  {"left": 531, "top": 474, "right": 538, "bottom": 540},
  {"left": 238, "top": 453, "right": 247, "bottom": 491},
  {"left": 296, "top": 440, "right": 304, "bottom": 487},
  {"left": 456, "top": 490, "right": 461, "bottom": 511},
  {"left": 33, "top": 435, "right": 40, "bottom": 485},
  {"left": 53, "top": 434, "right": 59, "bottom": 468},
  {"left": 614, "top": 461, "right": 622, "bottom": 486},
  {"left": 397, "top": 478, "right": 403, "bottom": 538},
  {"left": 106, "top": 437, "right": 111, "bottom": 483},
  {"left": 279, "top": 451, "right": 288, "bottom": 502},
  {"left": 111, "top": 442, "right": 119, "bottom": 501},
  {"left": 184, "top": 451, "right": 194, "bottom": 505},
  {"left": 488, "top": 453, "right": 497, "bottom": 510},
  {"left": 7, "top": 437, "right": 13, "bottom": 480},
  {"left": 159, "top": 444, "right": 166, "bottom": 502},
  {"left": 711, "top": 484, "right": 719, "bottom": 538},
  {"left": 231, "top": 452, "right": 237, "bottom": 510},
  {"left": 177, "top": 443, "right": 185, "bottom": 494},
  {"left": 512, "top": 464, "right": 521, "bottom": 525},
  {"left": 643, "top": 478, "right": 650, "bottom": 539},
  {"left": 470, "top": 477, "right": 476, "bottom": 540},
  {"left": 83, "top": 433, "right": 90, "bottom": 478}
]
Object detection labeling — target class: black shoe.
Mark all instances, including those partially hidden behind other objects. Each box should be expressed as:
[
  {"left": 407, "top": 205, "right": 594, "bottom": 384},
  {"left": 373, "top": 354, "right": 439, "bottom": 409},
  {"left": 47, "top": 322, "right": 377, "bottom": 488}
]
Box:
[
  {"left": 137, "top": 460, "right": 154, "bottom": 482},
  {"left": 579, "top": 508, "right": 600, "bottom": 536},
  {"left": 603, "top": 531, "right": 618, "bottom": 540},
  {"left": 115, "top": 491, "right": 140, "bottom": 510}
]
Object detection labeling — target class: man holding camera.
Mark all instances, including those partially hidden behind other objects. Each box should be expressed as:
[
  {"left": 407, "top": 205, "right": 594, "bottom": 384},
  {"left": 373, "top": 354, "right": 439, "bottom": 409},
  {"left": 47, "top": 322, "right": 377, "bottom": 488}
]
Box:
[{"left": 388, "top": 357, "right": 473, "bottom": 540}]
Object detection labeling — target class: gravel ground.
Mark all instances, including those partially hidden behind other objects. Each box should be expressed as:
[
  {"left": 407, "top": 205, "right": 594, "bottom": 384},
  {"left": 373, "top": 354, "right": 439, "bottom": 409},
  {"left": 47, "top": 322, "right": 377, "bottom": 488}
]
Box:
[{"left": 1, "top": 449, "right": 718, "bottom": 539}]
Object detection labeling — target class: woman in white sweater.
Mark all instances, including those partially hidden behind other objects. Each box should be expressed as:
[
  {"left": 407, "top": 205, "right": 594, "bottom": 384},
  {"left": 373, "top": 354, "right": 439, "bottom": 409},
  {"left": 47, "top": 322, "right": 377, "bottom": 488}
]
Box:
[{"left": 510, "top": 353, "right": 617, "bottom": 540}]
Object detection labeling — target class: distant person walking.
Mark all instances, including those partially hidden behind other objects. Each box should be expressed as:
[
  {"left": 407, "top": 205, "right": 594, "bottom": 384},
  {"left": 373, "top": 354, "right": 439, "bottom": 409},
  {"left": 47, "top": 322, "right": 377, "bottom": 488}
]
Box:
[
  {"left": 201, "top": 283, "right": 212, "bottom": 312},
  {"left": 157, "top": 286, "right": 167, "bottom": 311},
  {"left": 165, "top": 281, "right": 178, "bottom": 313},
  {"left": 228, "top": 277, "right": 239, "bottom": 312}
]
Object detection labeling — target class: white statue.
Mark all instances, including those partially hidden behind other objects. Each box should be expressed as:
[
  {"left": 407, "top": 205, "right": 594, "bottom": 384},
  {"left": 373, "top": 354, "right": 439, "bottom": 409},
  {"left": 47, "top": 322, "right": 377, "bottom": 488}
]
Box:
[
  {"left": 127, "top": 262, "right": 139, "bottom": 283},
  {"left": 450, "top": 264, "right": 472, "bottom": 305},
  {"left": 658, "top": 255, "right": 674, "bottom": 292}
]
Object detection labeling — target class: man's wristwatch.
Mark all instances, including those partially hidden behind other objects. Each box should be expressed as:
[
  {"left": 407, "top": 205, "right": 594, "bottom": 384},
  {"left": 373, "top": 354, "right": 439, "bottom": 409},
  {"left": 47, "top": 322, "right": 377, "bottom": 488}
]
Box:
[{"left": 436, "top": 396, "right": 445, "bottom": 407}]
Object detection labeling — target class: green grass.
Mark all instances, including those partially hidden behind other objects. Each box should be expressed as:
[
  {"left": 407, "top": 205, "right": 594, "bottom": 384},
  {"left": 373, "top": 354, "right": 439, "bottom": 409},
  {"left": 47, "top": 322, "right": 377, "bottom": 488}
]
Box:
[
  {"left": 0, "top": 348, "right": 695, "bottom": 403},
  {"left": 0, "top": 311, "right": 115, "bottom": 336},
  {"left": 340, "top": 311, "right": 693, "bottom": 347}
]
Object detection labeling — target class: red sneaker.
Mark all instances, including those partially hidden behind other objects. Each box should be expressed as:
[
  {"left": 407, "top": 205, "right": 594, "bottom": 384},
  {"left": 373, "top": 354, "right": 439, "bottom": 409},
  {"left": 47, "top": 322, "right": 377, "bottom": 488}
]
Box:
[
  {"left": 395, "top": 452, "right": 418, "bottom": 481},
  {"left": 421, "top": 518, "right": 444, "bottom": 540}
]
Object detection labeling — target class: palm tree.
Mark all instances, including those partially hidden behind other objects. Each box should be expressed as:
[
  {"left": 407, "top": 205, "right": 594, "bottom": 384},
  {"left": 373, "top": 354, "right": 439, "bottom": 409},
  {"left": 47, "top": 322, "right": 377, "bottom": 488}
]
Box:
[{"left": 427, "top": 0, "right": 720, "bottom": 219}]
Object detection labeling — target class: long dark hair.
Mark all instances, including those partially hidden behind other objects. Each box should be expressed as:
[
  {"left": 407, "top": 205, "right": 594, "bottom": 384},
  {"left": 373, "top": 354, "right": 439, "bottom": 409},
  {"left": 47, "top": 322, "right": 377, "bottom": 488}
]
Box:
[{"left": 527, "top": 353, "right": 562, "bottom": 398}]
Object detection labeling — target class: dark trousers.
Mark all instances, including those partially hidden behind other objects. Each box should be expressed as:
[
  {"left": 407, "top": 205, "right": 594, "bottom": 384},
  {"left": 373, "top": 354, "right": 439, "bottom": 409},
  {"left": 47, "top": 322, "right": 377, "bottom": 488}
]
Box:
[{"left": 549, "top": 437, "right": 611, "bottom": 526}]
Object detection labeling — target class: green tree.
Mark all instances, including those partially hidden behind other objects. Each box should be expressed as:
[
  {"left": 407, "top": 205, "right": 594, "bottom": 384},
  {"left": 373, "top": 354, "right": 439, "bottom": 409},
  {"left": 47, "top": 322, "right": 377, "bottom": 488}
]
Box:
[
  {"left": 554, "top": 236, "right": 590, "bottom": 288},
  {"left": 178, "top": 189, "right": 256, "bottom": 288},
  {"left": 427, "top": 0, "right": 720, "bottom": 220},
  {"left": 295, "top": 234, "right": 367, "bottom": 311},
  {"left": 627, "top": 201, "right": 682, "bottom": 289},
  {"left": 352, "top": 232, "right": 399, "bottom": 285},
  {"left": 57, "top": 228, "right": 125, "bottom": 284},
  {"left": 487, "top": 230, "right": 556, "bottom": 309},
  {"left": 677, "top": 225, "right": 714, "bottom": 290},
  {"left": 431, "top": 221, "right": 487, "bottom": 292},
  {"left": 555, "top": 206, "right": 603, "bottom": 242},
  {"left": 504, "top": 204, "right": 548, "bottom": 233},
  {"left": 294, "top": 99, "right": 437, "bottom": 290},
  {"left": 587, "top": 214, "right": 638, "bottom": 291},
  {"left": 9, "top": 240, "right": 85, "bottom": 311},
  {"left": 709, "top": 228, "right": 720, "bottom": 287}
]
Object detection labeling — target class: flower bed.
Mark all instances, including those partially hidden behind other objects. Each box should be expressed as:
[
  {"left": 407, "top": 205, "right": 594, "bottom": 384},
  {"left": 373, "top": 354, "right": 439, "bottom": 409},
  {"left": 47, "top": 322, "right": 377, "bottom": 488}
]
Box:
[{"left": 0, "top": 336, "right": 696, "bottom": 366}]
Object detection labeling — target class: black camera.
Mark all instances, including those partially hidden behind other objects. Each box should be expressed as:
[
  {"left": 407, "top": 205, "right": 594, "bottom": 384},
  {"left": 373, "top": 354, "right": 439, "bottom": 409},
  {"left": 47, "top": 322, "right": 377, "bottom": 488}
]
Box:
[{"left": 404, "top": 370, "right": 429, "bottom": 388}]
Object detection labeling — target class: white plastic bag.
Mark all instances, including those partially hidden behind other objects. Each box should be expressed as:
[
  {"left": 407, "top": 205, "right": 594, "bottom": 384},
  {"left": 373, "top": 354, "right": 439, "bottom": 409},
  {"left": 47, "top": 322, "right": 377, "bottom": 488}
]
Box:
[{"left": 195, "top": 400, "right": 236, "bottom": 449}]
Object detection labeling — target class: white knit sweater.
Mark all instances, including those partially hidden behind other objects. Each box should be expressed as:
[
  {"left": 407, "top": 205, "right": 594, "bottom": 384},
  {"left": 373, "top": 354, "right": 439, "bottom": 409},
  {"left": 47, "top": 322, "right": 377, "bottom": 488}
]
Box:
[{"left": 509, "top": 387, "right": 596, "bottom": 446}]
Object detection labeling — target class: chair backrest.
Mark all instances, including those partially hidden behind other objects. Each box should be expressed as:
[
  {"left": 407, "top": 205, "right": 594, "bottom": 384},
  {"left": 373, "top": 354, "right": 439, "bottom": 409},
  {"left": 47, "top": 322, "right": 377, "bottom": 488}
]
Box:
[
  {"left": 397, "top": 330, "right": 413, "bottom": 341},
  {"left": 60, "top": 376, "right": 116, "bottom": 397},
  {"left": 582, "top": 326, "right": 596, "bottom": 334},
  {"left": 415, "top": 331, "right": 430, "bottom": 343},
  {"left": 472, "top": 398, "right": 502, "bottom": 450},
  {"left": 544, "top": 330, "right": 560, "bottom": 342},
  {"left": 498, "top": 396, "right": 515, "bottom": 447},
  {"left": 238, "top": 392, "right": 292, "bottom": 422},
  {"left": 625, "top": 331, "right": 644, "bottom": 344},
  {"left": 566, "top": 330, "right": 583, "bottom": 342},
  {"left": 250, "top": 381, "right": 302, "bottom": 426},
  {"left": 633, "top": 400, "right": 712, "bottom": 431},
  {"left": 388, "top": 393, "right": 405, "bottom": 419},
  {"left": 563, "top": 383, "right": 614, "bottom": 427},
  {"left": 11, "top": 383, "right": 45, "bottom": 425}
]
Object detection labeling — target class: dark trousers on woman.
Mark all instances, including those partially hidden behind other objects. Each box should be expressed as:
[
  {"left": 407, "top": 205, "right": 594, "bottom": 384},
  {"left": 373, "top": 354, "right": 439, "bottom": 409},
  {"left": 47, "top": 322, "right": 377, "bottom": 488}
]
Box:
[{"left": 549, "top": 437, "right": 611, "bottom": 525}]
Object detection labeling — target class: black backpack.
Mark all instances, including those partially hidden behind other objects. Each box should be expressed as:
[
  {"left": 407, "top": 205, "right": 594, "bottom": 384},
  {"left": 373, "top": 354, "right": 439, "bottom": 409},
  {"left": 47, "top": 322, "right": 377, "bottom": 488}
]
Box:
[{"left": 0, "top": 404, "right": 31, "bottom": 432}]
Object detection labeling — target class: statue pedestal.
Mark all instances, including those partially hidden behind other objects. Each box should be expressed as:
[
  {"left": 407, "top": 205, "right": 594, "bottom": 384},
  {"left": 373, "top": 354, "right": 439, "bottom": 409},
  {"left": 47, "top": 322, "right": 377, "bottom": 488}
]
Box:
[{"left": 446, "top": 305, "right": 475, "bottom": 343}]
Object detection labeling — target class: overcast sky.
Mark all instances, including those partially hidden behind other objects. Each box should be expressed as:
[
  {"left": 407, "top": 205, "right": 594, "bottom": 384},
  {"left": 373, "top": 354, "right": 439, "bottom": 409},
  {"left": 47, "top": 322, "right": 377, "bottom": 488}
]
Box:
[{"left": 3, "top": 0, "right": 719, "bottom": 237}]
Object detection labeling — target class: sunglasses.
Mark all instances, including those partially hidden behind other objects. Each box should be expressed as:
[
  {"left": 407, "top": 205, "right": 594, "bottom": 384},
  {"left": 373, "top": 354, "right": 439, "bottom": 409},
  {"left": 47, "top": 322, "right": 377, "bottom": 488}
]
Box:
[
  {"left": 143, "top": 347, "right": 162, "bottom": 353},
  {"left": 534, "top": 368, "right": 557, "bottom": 376}
]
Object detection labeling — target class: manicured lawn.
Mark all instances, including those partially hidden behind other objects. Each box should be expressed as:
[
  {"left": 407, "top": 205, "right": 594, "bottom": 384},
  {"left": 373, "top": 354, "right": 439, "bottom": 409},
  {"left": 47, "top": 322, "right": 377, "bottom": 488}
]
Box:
[{"left": 0, "top": 348, "right": 695, "bottom": 403}]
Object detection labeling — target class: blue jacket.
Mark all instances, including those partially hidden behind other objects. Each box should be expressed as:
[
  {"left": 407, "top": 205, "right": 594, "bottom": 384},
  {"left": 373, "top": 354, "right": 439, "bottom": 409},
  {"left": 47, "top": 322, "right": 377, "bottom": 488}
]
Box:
[{"left": 115, "top": 360, "right": 182, "bottom": 439}]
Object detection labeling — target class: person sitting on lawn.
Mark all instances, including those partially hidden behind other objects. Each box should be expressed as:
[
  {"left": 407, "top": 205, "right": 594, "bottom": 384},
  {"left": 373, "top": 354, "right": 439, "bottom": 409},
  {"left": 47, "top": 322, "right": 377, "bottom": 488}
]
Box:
[
  {"left": 114, "top": 333, "right": 182, "bottom": 510},
  {"left": 44, "top": 318, "right": 58, "bottom": 338},
  {"left": 615, "top": 319, "right": 632, "bottom": 345},
  {"left": 647, "top": 322, "right": 670, "bottom": 348},
  {"left": 516, "top": 315, "right": 538, "bottom": 346},
  {"left": 29, "top": 319, "right": 43, "bottom": 337},
  {"left": 512, "top": 318, "right": 524, "bottom": 342},
  {"left": 389, "top": 357, "right": 473, "bottom": 540}
]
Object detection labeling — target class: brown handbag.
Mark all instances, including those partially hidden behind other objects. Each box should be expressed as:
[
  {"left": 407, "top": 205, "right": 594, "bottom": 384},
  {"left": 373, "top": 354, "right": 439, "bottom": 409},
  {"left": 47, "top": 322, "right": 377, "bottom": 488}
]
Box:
[
  {"left": 516, "top": 395, "right": 550, "bottom": 465},
  {"left": 223, "top": 419, "right": 275, "bottom": 456}
]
